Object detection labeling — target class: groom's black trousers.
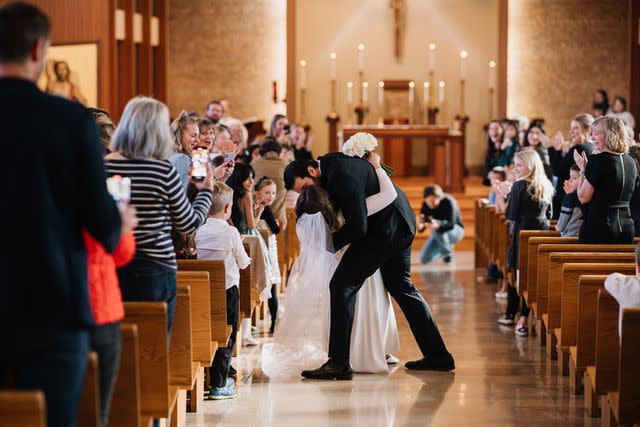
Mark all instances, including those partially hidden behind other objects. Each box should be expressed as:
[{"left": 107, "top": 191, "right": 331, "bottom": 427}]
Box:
[{"left": 328, "top": 222, "right": 448, "bottom": 362}]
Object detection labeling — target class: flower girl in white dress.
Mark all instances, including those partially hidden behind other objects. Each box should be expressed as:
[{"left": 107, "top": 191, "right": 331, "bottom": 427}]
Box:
[{"left": 261, "top": 154, "right": 400, "bottom": 376}]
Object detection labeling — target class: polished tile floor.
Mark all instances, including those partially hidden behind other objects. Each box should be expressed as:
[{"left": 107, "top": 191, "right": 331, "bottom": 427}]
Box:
[{"left": 186, "top": 252, "right": 600, "bottom": 426}]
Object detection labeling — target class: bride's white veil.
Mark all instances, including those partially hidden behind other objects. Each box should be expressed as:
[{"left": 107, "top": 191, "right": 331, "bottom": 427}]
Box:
[{"left": 260, "top": 212, "right": 336, "bottom": 378}]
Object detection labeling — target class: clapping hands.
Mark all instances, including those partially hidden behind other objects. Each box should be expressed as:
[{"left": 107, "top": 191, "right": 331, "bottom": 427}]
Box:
[{"left": 573, "top": 150, "right": 588, "bottom": 171}]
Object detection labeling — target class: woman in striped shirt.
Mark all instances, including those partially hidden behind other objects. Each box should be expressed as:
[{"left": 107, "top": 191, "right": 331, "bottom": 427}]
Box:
[{"left": 105, "top": 97, "right": 222, "bottom": 335}]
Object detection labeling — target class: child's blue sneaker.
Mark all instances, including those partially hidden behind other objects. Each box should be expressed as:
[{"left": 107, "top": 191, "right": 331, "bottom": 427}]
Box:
[{"left": 208, "top": 386, "right": 237, "bottom": 400}]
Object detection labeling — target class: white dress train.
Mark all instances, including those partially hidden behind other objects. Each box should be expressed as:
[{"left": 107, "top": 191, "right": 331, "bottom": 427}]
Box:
[{"left": 261, "top": 212, "right": 400, "bottom": 377}]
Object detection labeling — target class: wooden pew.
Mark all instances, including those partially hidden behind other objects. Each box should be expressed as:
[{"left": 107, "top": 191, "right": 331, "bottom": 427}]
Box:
[
  {"left": 110, "top": 324, "right": 144, "bottom": 427},
  {"left": 76, "top": 352, "right": 99, "bottom": 427},
  {"left": 554, "top": 263, "right": 635, "bottom": 377},
  {"left": 176, "top": 260, "right": 231, "bottom": 348},
  {"left": 516, "top": 230, "right": 560, "bottom": 295},
  {"left": 524, "top": 236, "right": 576, "bottom": 301},
  {"left": 0, "top": 391, "right": 46, "bottom": 427},
  {"left": 602, "top": 307, "right": 640, "bottom": 427},
  {"left": 539, "top": 249, "right": 636, "bottom": 349},
  {"left": 473, "top": 202, "right": 488, "bottom": 269},
  {"left": 123, "top": 302, "right": 174, "bottom": 420},
  {"left": 584, "top": 290, "right": 619, "bottom": 419}
]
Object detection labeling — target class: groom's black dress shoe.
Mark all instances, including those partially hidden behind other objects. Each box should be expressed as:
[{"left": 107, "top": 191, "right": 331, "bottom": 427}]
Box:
[
  {"left": 301, "top": 359, "right": 354, "bottom": 380},
  {"left": 405, "top": 352, "right": 455, "bottom": 371}
]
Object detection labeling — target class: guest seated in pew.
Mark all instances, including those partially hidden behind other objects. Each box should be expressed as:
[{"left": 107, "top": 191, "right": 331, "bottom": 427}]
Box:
[
  {"left": 575, "top": 116, "right": 637, "bottom": 244},
  {"left": 1, "top": 4, "right": 123, "bottom": 426},
  {"left": 417, "top": 185, "right": 464, "bottom": 265},
  {"left": 254, "top": 177, "right": 282, "bottom": 334},
  {"left": 604, "top": 243, "right": 640, "bottom": 336},
  {"left": 87, "top": 110, "right": 139, "bottom": 427},
  {"left": 195, "top": 182, "right": 251, "bottom": 400},
  {"left": 106, "top": 97, "right": 227, "bottom": 337},
  {"left": 555, "top": 164, "right": 584, "bottom": 237},
  {"left": 499, "top": 149, "right": 554, "bottom": 336}
]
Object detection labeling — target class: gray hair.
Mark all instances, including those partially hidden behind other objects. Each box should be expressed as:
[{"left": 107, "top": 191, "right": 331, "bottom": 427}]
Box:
[{"left": 110, "top": 96, "right": 173, "bottom": 160}]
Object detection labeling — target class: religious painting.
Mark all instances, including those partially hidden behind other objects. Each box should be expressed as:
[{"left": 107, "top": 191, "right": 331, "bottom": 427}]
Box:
[{"left": 37, "top": 43, "right": 98, "bottom": 107}]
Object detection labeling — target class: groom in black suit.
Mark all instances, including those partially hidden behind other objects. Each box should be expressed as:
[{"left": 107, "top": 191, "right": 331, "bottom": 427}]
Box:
[{"left": 284, "top": 152, "right": 455, "bottom": 380}]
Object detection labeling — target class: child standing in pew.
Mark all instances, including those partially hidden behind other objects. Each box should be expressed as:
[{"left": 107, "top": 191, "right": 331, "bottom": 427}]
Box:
[
  {"left": 486, "top": 167, "right": 509, "bottom": 299},
  {"left": 499, "top": 149, "right": 554, "bottom": 336},
  {"left": 555, "top": 164, "right": 584, "bottom": 237},
  {"left": 195, "top": 181, "right": 251, "bottom": 400}
]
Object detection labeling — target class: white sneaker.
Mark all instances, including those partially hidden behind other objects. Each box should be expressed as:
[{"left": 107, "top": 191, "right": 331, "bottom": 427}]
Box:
[
  {"left": 386, "top": 354, "right": 399, "bottom": 365},
  {"left": 242, "top": 334, "right": 259, "bottom": 346},
  {"left": 495, "top": 291, "right": 508, "bottom": 299},
  {"left": 497, "top": 315, "right": 515, "bottom": 325}
]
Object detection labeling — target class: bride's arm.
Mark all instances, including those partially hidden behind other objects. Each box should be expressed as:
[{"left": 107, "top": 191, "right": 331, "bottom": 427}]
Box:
[{"left": 366, "top": 153, "right": 397, "bottom": 216}]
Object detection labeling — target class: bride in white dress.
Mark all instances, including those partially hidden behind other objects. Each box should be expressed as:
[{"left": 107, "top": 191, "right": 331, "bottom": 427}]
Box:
[{"left": 261, "top": 154, "right": 400, "bottom": 376}]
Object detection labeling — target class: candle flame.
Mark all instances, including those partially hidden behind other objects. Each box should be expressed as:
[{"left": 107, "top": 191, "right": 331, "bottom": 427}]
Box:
[
  {"left": 363, "top": 81, "right": 369, "bottom": 88},
  {"left": 347, "top": 81, "right": 353, "bottom": 88},
  {"left": 439, "top": 81, "right": 445, "bottom": 88},
  {"left": 460, "top": 50, "right": 468, "bottom": 59},
  {"left": 330, "top": 52, "right": 336, "bottom": 60},
  {"left": 424, "top": 81, "right": 429, "bottom": 88},
  {"left": 489, "top": 60, "right": 496, "bottom": 68},
  {"left": 378, "top": 81, "right": 384, "bottom": 88},
  {"left": 408, "top": 81, "right": 415, "bottom": 88},
  {"left": 428, "top": 43, "right": 436, "bottom": 50},
  {"left": 299, "top": 59, "right": 307, "bottom": 67},
  {"left": 358, "top": 43, "right": 365, "bottom": 51}
]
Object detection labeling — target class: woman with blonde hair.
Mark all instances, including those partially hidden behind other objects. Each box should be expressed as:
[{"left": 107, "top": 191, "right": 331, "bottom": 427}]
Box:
[
  {"left": 169, "top": 111, "right": 199, "bottom": 190},
  {"left": 544, "top": 113, "right": 595, "bottom": 218},
  {"left": 498, "top": 148, "right": 553, "bottom": 336},
  {"left": 575, "top": 115, "right": 637, "bottom": 243}
]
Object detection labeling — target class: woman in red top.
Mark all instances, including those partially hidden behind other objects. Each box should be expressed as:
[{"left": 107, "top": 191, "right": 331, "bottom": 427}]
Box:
[{"left": 87, "top": 108, "right": 138, "bottom": 427}]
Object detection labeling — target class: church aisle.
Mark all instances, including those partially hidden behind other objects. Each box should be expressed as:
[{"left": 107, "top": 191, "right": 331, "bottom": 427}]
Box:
[{"left": 187, "top": 252, "right": 600, "bottom": 427}]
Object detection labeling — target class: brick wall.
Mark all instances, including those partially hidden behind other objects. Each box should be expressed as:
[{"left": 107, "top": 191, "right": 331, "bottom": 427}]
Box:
[
  {"left": 508, "top": 0, "right": 628, "bottom": 135},
  {"left": 168, "top": 0, "right": 286, "bottom": 123}
]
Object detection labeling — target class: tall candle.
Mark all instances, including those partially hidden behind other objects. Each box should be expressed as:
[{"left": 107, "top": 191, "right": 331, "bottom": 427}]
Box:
[
  {"left": 408, "top": 81, "right": 415, "bottom": 104},
  {"left": 378, "top": 81, "right": 384, "bottom": 106},
  {"left": 489, "top": 60, "right": 496, "bottom": 89},
  {"left": 423, "top": 81, "right": 429, "bottom": 104},
  {"left": 438, "top": 81, "right": 445, "bottom": 104},
  {"left": 428, "top": 43, "right": 436, "bottom": 71},
  {"left": 362, "top": 81, "right": 368, "bottom": 104},
  {"left": 299, "top": 59, "right": 307, "bottom": 89},
  {"left": 347, "top": 81, "right": 353, "bottom": 103},
  {"left": 459, "top": 50, "right": 468, "bottom": 80},
  {"left": 357, "top": 43, "right": 365, "bottom": 71},
  {"left": 329, "top": 52, "right": 337, "bottom": 79}
]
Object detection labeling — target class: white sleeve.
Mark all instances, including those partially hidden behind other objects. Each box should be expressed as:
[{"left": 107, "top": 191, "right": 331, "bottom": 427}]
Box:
[
  {"left": 233, "top": 230, "right": 251, "bottom": 269},
  {"left": 366, "top": 168, "right": 398, "bottom": 216}
]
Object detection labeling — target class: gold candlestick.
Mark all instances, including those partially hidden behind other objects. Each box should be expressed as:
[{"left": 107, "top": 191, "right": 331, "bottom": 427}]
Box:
[
  {"left": 330, "top": 79, "right": 337, "bottom": 115},
  {"left": 488, "top": 87, "right": 495, "bottom": 120},
  {"left": 428, "top": 70, "right": 435, "bottom": 108},
  {"left": 300, "top": 88, "right": 307, "bottom": 125},
  {"left": 459, "top": 79, "right": 466, "bottom": 117}
]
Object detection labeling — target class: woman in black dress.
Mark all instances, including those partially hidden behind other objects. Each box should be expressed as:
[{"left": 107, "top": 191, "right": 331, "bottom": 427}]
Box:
[
  {"left": 498, "top": 149, "right": 554, "bottom": 336},
  {"left": 575, "top": 116, "right": 636, "bottom": 244},
  {"left": 544, "top": 113, "right": 594, "bottom": 219}
]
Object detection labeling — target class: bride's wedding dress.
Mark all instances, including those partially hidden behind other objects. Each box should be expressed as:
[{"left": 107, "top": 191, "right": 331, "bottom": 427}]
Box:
[{"left": 261, "top": 168, "right": 400, "bottom": 377}]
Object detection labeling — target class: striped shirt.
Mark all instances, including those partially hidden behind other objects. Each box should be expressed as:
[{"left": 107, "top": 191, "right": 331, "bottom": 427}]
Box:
[{"left": 105, "top": 159, "right": 213, "bottom": 270}]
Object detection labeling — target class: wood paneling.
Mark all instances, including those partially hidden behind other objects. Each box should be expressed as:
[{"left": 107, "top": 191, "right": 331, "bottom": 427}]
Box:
[
  {"left": 629, "top": 0, "right": 639, "bottom": 130},
  {"left": 153, "top": 0, "right": 168, "bottom": 102},
  {"left": 497, "top": 0, "right": 508, "bottom": 118},
  {"left": 286, "top": 0, "right": 296, "bottom": 122}
]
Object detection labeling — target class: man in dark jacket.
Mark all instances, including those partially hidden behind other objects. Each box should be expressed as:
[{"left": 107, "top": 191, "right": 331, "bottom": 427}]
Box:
[
  {"left": 418, "top": 184, "right": 465, "bottom": 264},
  {"left": 0, "top": 3, "right": 121, "bottom": 426}
]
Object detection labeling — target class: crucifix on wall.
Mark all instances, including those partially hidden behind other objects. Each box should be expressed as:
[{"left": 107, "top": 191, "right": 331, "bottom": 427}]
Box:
[{"left": 390, "top": 0, "right": 404, "bottom": 59}]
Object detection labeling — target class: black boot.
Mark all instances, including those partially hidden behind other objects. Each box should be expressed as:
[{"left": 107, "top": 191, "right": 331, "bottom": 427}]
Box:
[
  {"left": 301, "top": 359, "right": 354, "bottom": 380},
  {"left": 405, "top": 352, "right": 455, "bottom": 371}
]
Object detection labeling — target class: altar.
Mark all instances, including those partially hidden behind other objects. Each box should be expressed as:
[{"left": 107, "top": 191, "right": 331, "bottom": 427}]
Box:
[{"left": 341, "top": 124, "right": 465, "bottom": 192}]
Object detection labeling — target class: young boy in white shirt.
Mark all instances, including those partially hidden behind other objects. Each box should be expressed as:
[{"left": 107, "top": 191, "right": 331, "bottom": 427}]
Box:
[{"left": 195, "top": 181, "right": 250, "bottom": 400}]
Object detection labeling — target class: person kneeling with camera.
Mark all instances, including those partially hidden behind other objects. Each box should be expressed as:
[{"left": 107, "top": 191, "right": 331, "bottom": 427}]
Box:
[{"left": 417, "top": 185, "right": 464, "bottom": 264}]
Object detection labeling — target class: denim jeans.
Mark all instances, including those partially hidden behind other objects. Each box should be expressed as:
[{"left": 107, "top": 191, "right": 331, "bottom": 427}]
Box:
[
  {"left": 210, "top": 286, "right": 239, "bottom": 388},
  {"left": 0, "top": 327, "right": 90, "bottom": 427},
  {"left": 419, "top": 224, "right": 464, "bottom": 264},
  {"left": 117, "top": 258, "right": 177, "bottom": 338},
  {"left": 90, "top": 322, "right": 121, "bottom": 427}
]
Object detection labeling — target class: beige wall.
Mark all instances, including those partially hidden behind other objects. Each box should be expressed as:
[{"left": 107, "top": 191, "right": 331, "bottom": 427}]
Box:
[
  {"left": 168, "top": 0, "right": 287, "bottom": 122},
  {"left": 295, "top": 0, "right": 498, "bottom": 166},
  {"left": 507, "top": 0, "right": 628, "bottom": 136}
]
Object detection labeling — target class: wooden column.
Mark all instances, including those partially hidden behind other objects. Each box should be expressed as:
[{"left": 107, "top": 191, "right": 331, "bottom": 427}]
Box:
[
  {"left": 448, "top": 135, "right": 466, "bottom": 193},
  {"left": 497, "top": 0, "right": 508, "bottom": 118},
  {"left": 286, "top": 0, "right": 296, "bottom": 122},
  {"left": 117, "top": 0, "right": 136, "bottom": 116},
  {"left": 153, "top": 0, "right": 168, "bottom": 103},
  {"left": 431, "top": 138, "right": 446, "bottom": 188},
  {"left": 136, "top": 0, "right": 153, "bottom": 96}
]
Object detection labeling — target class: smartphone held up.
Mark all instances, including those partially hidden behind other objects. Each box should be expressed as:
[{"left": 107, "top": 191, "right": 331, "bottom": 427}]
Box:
[{"left": 191, "top": 148, "right": 209, "bottom": 180}]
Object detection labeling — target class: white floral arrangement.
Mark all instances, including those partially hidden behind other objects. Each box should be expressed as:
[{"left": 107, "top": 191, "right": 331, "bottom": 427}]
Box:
[{"left": 342, "top": 132, "right": 394, "bottom": 175}]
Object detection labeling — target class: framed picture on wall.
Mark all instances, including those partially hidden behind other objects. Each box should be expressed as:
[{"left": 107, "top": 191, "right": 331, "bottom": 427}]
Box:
[{"left": 37, "top": 43, "right": 99, "bottom": 107}]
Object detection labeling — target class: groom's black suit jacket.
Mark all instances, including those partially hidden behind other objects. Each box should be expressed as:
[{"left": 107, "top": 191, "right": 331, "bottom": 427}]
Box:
[{"left": 318, "top": 152, "right": 416, "bottom": 251}]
